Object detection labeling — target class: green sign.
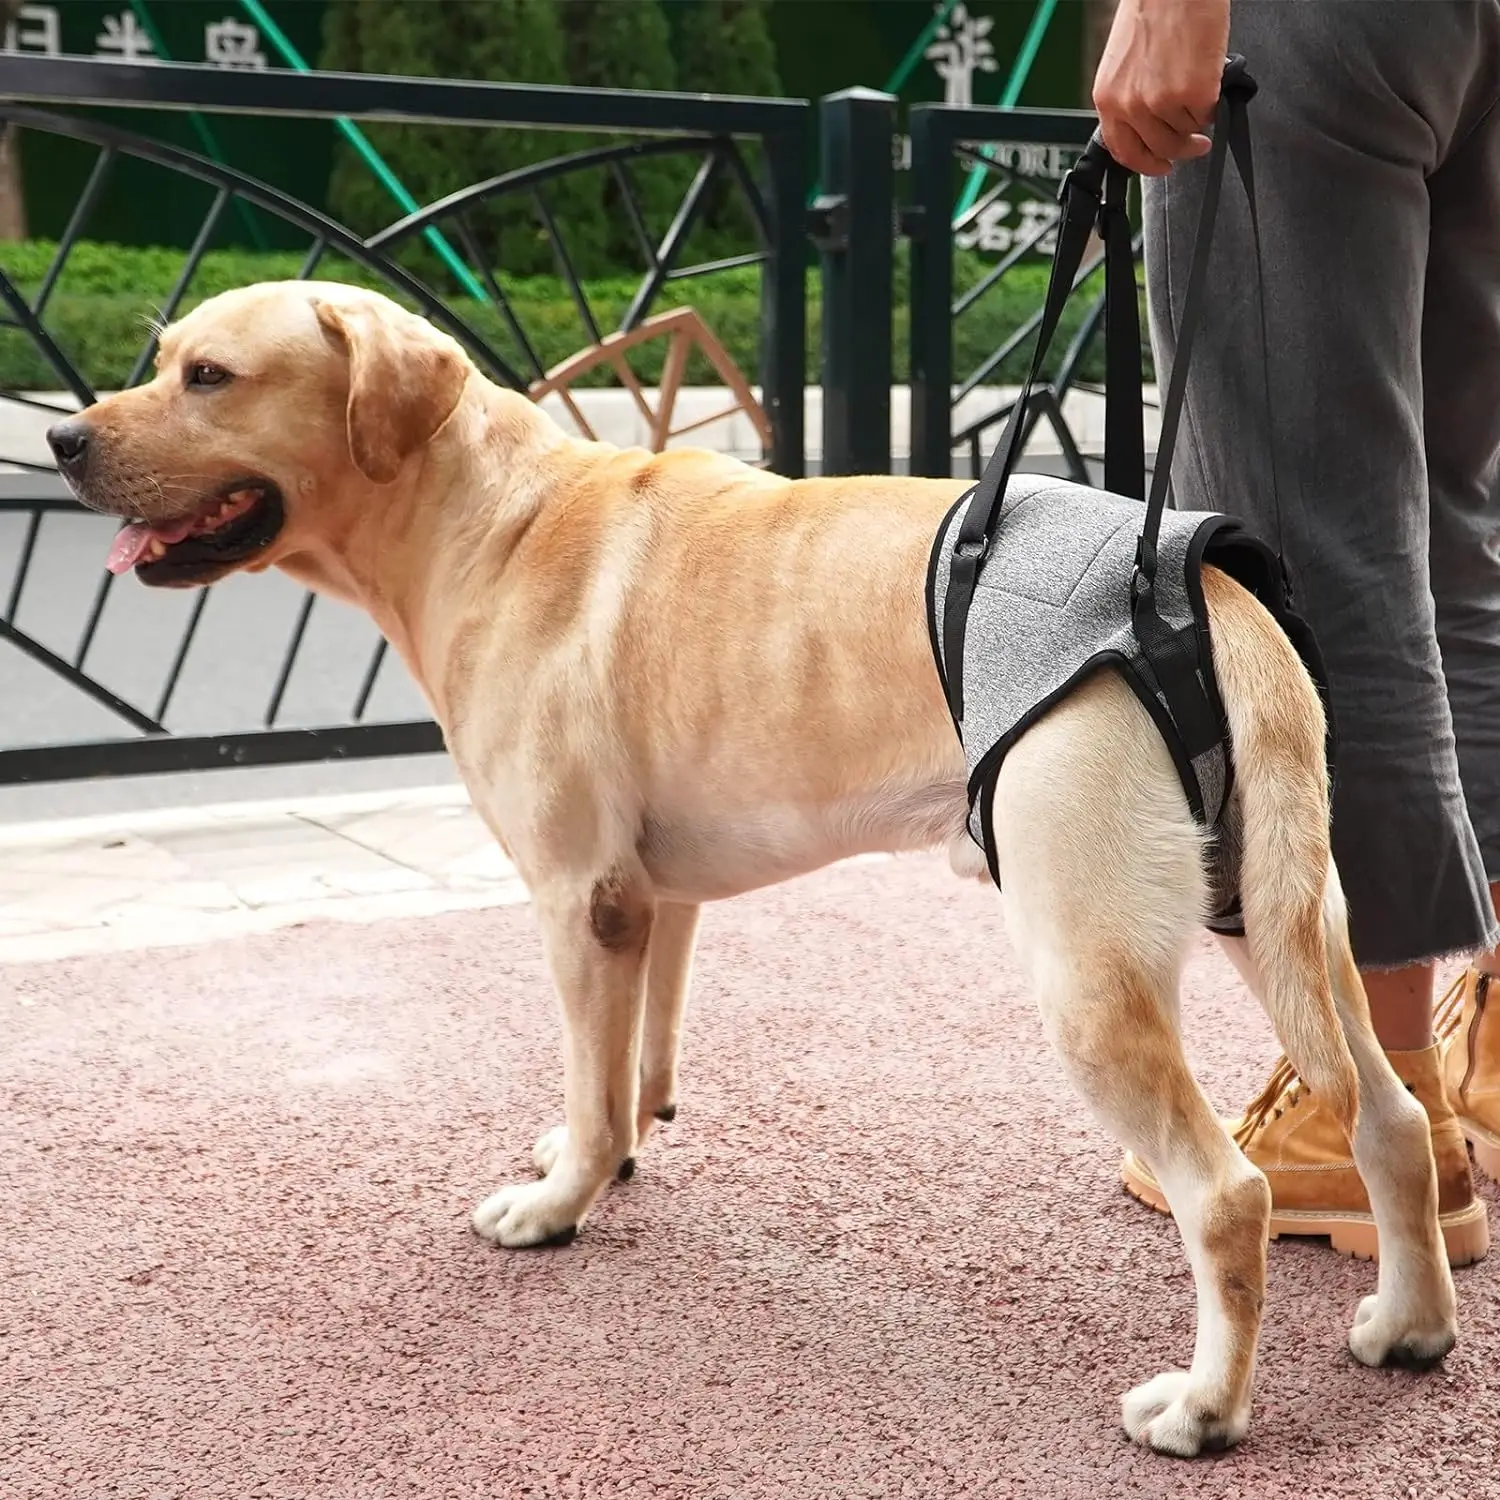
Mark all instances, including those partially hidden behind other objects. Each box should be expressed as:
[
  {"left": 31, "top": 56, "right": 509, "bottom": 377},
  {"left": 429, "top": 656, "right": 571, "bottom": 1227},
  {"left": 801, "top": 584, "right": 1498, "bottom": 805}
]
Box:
[
  {"left": 5, "top": 1, "right": 333, "bottom": 251},
  {"left": 4, "top": 0, "right": 1084, "bottom": 254}
]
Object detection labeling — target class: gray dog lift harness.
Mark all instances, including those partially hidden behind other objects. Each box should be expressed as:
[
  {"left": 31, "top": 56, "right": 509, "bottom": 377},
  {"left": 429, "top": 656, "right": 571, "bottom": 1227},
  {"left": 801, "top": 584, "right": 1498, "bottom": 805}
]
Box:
[{"left": 926, "top": 58, "right": 1336, "bottom": 936}]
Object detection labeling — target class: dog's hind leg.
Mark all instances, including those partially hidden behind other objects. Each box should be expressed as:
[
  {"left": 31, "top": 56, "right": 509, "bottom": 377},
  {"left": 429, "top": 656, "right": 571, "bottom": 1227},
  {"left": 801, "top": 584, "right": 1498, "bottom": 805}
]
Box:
[
  {"left": 993, "top": 674, "right": 1269, "bottom": 1457},
  {"left": 1035, "top": 952, "right": 1269, "bottom": 1456},
  {"left": 1199, "top": 564, "right": 1463, "bottom": 1359},
  {"left": 1323, "top": 865, "right": 1460, "bottom": 1366},
  {"left": 473, "top": 863, "right": 654, "bottom": 1247}
]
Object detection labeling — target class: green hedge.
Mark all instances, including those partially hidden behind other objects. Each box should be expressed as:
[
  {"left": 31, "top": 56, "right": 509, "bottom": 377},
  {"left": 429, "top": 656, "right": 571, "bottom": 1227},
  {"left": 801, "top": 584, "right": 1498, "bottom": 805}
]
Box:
[
  {"left": 314, "top": 0, "right": 784, "bottom": 280},
  {"left": 0, "top": 239, "right": 1149, "bottom": 394}
]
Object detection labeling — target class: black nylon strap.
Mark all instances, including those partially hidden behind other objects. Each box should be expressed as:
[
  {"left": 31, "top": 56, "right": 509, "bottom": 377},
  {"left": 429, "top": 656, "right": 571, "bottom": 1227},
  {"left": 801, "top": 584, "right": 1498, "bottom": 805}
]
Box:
[
  {"left": 1101, "top": 163, "right": 1144, "bottom": 502},
  {"left": 1137, "top": 66, "right": 1257, "bottom": 588},
  {"left": 960, "top": 152, "right": 1106, "bottom": 539},
  {"left": 940, "top": 140, "right": 1115, "bottom": 719},
  {"left": 1127, "top": 60, "right": 1263, "bottom": 767},
  {"left": 942, "top": 54, "right": 1263, "bottom": 728}
]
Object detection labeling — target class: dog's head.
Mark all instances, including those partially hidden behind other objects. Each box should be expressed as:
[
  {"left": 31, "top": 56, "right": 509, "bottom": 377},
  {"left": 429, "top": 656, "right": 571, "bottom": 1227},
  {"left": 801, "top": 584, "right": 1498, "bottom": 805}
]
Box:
[{"left": 48, "top": 281, "right": 470, "bottom": 588}]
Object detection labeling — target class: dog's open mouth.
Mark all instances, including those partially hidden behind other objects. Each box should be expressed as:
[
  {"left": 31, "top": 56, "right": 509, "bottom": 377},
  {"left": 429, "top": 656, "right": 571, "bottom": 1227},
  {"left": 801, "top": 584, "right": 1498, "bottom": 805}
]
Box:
[{"left": 105, "top": 482, "right": 285, "bottom": 582}]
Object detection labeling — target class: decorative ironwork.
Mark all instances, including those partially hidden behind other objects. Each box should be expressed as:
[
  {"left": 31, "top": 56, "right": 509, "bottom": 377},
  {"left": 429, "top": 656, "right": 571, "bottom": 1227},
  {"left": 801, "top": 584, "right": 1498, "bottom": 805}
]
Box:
[
  {"left": 905, "top": 102, "right": 1149, "bottom": 483},
  {"left": 0, "top": 56, "right": 809, "bottom": 785},
  {"left": 363, "top": 135, "right": 775, "bottom": 450}
]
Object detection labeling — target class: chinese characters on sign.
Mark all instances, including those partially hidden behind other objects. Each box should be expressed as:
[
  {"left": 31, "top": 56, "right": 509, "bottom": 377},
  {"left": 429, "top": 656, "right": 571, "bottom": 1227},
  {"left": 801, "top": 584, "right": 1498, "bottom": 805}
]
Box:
[
  {"left": 955, "top": 198, "right": 1060, "bottom": 256},
  {"left": 205, "top": 18, "right": 267, "bottom": 70},
  {"left": 94, "top": 12, "right": 156, "bottom": 62},
  {"left": 925, "top": 2, "right": 997, "bottom": 109},
  {"left": 3, "top": 4, "right": 60, "bottom": 56},
  {"left": 952, "top": 145, "right": 1072, "bottom": 258},
  {"left": 1, "top": 10, "right": 269, "bottom": 68}
]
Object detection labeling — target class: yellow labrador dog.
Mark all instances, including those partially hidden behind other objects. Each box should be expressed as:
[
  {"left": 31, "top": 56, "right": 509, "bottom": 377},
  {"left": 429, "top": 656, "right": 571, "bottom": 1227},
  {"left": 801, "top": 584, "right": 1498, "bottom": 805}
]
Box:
[{"left": 50, "top": 281, "right": 1459, "bottom": 1457}]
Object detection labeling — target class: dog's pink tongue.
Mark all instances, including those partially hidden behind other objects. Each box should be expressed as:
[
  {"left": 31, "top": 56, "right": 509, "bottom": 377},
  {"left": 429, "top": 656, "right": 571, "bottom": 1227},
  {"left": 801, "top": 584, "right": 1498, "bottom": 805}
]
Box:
[
  {"left": 106, "top": 523, "right": 152, "bottom": 575},
  {"left": 105, "top": 518, "right": 195, "bottom": 574}
]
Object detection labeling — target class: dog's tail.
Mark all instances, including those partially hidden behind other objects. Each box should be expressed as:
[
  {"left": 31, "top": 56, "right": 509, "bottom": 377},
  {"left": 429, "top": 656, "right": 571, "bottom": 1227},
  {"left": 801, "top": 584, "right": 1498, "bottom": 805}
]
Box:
[{"left": 1202, "top": 566, "right": 1360, "bottom": 1141}]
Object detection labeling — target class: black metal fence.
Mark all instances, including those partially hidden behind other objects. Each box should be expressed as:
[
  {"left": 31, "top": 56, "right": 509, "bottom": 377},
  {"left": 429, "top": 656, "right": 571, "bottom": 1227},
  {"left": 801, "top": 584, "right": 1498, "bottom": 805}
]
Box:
[
  {"left": 0, "top": 56, "right": 1130, "bottom": 789},
  {"left": 904, "top": 99, "right": 1123, "bottom": 482}
]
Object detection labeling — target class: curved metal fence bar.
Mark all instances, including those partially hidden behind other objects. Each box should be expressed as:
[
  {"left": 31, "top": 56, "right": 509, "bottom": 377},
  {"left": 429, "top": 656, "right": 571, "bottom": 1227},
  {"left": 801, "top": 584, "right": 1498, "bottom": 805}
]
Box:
[
  {"left": 0, "top": 265, "right": 96, "bottom": 408},
  {"left": 367, "top": 135, "right": 742, "bottom": 248},
  {"left": 366, "top": 134, "right": 773, "bottom": 352},
  {"left": 904, "top": 100, "right": 1122, "bottom": 482},
  {"left": 0, "top": 106, "right": 527, "bottom": 391}
]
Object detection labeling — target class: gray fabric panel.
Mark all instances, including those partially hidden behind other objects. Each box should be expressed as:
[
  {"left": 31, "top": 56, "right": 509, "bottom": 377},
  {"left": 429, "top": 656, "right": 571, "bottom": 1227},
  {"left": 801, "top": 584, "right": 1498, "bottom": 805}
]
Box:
[{"left": 927, "top": 473, "right": 1229, "bottom": 853}]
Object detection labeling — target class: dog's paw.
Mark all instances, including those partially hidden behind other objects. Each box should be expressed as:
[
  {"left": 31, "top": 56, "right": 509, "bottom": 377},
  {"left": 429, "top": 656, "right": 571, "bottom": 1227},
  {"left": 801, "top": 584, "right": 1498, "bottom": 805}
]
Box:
[
  {"left": 471, "top": 1181, "right": 581, "bottom": 1248},
  {"left": 532, "top": 1125, "right": 568, "bottom": 1176},
  {"left": 1347, "top": 1293, "right": 1457, "bottom": 1371},
  {"left": 535, "top": 1124, "right": 636, "bottom": 1182},
  {"left": 1121, "top": 1370, "right": 1248, "bottom": 1458},
  {"left": 637, "top": 1097, "right": 677, "bottom": 1134}
]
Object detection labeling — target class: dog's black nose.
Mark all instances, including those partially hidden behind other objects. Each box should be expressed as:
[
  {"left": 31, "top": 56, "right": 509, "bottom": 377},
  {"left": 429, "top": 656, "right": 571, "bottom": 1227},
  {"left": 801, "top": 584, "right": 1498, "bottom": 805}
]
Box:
[{"left": 46, "top": 418, "right": 92, "bottom": 476}]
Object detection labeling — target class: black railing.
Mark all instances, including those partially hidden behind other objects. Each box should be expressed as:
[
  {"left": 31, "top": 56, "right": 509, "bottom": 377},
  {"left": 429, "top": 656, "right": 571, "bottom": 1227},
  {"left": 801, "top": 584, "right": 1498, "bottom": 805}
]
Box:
[
  {"left": 903, "top": 101, "right": 1129, "bottom": 481},
  {"left": 0, "top": 55, "right": 810, "bottom": 785}
]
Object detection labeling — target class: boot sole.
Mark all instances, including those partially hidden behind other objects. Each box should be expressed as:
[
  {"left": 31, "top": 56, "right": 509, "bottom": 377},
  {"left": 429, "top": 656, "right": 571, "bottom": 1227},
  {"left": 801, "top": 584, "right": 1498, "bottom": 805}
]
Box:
[
  {"left": 1457, "top": 1112, "right": 1500, "bottom": 1184},
  {"left": 1121, "top": 1162, "right": 1491, "bottom": 1268}
]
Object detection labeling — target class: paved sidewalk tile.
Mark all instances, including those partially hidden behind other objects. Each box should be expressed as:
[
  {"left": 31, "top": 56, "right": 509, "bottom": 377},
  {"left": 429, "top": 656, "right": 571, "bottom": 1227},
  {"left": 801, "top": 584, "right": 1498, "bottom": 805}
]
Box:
[
  {"left": 0, "top": 784, "right": 528, "bottom": 965},
  {"left": 0, "top": 782, "right": 896, "bottom": 968}
]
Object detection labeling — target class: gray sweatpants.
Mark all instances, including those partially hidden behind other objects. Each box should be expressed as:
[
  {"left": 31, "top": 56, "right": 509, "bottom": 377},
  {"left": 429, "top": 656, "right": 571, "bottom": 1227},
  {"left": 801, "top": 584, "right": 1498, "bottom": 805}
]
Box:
[{"left": 1144, "top": 0, "right": 1500, "bottom": 967}]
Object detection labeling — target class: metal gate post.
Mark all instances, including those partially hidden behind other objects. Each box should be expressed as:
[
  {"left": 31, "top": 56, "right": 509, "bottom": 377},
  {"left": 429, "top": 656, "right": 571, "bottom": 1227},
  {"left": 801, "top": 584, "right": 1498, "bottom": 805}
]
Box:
[
  {"left": 813, "top": 87, "right": 896, "bottom": 476},
  {"left": 906, "top": 105, "right": 955, "bottom": 478},
  {"left": 763, "top": 116, "right": 812, "bottom": 480}
]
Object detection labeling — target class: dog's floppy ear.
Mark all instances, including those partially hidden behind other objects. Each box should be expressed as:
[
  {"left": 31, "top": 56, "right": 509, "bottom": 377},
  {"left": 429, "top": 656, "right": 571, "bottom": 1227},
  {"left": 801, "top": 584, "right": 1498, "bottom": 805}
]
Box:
[{"left": 313, "top": 298, "right": 468, "bottom": 484}]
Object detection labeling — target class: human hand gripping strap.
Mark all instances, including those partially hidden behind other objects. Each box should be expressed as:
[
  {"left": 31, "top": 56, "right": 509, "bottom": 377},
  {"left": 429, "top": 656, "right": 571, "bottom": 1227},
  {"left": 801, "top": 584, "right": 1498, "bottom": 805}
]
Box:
[
  {"left": 940, "top": 55, "right": 1265, "bottom": 727},
  {"left": 1135, "top": 54, "right": 1271, "bottom": 613}
]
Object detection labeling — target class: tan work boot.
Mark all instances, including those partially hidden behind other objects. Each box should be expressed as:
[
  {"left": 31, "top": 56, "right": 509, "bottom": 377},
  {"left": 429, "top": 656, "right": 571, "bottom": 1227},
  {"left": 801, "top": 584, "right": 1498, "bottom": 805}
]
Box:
[
  {"left": 1439, "top": 969, "right": 1500, "bottom": 1183},
  {"left": 1121, "top": 1039, "right": 1490, "bottom": 1266}
]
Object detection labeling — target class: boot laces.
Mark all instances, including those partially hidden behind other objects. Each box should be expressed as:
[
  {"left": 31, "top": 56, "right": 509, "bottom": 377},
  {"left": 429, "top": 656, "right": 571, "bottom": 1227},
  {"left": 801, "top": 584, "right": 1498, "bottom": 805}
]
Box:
[
  {"left": 1237, "top": 970, "right": 1478, "bottom": 1150},
  {"left": 1433, "top": 969, "right": 1477, "bottom": 1041},
  {"left": 1232, "top": 1055, "right": 1306, "bottom": 1149}
]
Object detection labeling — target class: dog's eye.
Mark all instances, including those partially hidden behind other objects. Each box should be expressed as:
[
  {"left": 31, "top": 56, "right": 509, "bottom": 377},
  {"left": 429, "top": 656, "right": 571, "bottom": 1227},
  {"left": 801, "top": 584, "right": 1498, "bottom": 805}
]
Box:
[{"left": 185, "top": 362, "right": 231, "bottom": 389}]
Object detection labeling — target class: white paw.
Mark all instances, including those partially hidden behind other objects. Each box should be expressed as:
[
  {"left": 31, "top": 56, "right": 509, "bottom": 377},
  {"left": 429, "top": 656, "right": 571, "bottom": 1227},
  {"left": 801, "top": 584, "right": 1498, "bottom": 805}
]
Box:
[
  {"left": 1347, "top": 1293, "right": 1457, "bottom": 1370},
  {"left": 1121, "top": 1370, "right": 1249, "bottom": 1458},
  {"left": 532, "top": 1124, "right": 568, "bottom": 1176},
  {"left": 471, "top": 1180, "right": 581, "bottom": 1248}
]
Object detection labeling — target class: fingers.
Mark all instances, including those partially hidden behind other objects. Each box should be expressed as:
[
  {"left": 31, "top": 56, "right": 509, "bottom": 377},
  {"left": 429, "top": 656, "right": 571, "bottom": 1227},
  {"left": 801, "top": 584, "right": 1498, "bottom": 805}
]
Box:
[
  {"left": 1095, "top": 96, "right": 1215, "bottom": 176},
  {"left": 1100, "top": 118, "right": 1173, "bottom": 177},
  {"left": 1162, "top": 101, "right": 1216, "bottom": 137}
]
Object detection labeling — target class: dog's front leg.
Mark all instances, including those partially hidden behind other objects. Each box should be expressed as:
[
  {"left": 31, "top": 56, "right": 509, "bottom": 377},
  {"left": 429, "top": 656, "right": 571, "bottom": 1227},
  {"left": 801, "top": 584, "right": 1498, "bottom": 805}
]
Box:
[
  {"left": 635, "top": 900, "right": 701, "bottom": 1147},
  {"left": 472, "top": 869, "right": 653, "bottom": 1248},
  {"left": 528, "top": 898, "right": 700, "bottom": 1186}
]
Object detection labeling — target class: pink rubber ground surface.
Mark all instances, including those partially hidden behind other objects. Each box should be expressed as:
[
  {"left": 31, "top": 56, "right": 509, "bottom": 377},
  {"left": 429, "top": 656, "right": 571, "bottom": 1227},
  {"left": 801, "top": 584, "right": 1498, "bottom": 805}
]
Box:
[{"left": 5, "top": 853, "right": 1499, "bottom": 1498}]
